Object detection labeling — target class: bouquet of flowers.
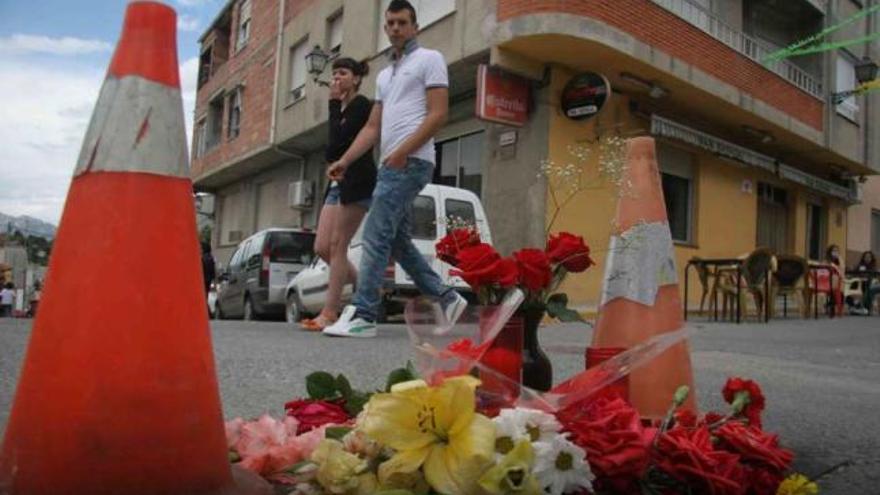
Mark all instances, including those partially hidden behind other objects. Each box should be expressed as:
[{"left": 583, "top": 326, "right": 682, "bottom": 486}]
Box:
[
  {"left": 226, "top": 368, "right": 817, "bottom": 495},
  {"left": 435, "top": 228, "right": 594, "bottom": 322}
]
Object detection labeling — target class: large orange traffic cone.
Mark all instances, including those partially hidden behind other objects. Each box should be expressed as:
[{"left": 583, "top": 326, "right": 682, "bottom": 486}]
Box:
[
  {"left": 589, "top": 137, "right": 697, "bottom": 419},
  {"left": 0, "top": 3, "right": 270, "bottom": 494}
]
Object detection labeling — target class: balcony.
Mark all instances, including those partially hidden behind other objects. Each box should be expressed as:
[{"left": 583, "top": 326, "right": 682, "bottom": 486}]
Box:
[{"left": 651, "top": 0, "right": 823, "bottom": 98}]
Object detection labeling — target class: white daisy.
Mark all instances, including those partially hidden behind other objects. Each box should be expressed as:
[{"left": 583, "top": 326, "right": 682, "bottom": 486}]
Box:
[
  {"left": 495, "top": 407, "right": 562, "bottom": 443},
  {"left": 533, "top": 435, "right": 594, "bottom": 495}
]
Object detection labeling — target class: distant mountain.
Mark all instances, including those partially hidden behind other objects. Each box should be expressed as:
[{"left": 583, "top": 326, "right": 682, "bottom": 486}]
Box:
[{"left": 0, "top": 212, "right": 57, "bottom": 240}]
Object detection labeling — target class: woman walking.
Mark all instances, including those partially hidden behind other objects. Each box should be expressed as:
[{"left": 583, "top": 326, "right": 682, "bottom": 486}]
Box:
[{"left": 301, "top": 58, "right": 376, "bottom": 331}]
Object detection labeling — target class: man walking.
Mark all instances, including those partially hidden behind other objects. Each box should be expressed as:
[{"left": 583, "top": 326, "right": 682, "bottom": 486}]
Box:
[{"left": 323, "top": 0, "right": 466, "bottom": 338}]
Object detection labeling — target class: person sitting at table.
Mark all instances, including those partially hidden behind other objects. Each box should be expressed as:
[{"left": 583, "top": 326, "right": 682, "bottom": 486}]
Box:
[
  {"left": 815, "top": 244, "right": 844, "bottom": 315},
  {"left": 856, "top": 251, "right": 879, "bottom": 314}
]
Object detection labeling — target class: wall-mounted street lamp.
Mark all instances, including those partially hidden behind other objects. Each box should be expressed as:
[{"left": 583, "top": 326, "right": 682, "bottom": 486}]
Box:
[
  {"left": 831, "top": 55, "right": 879, "bottom": 105},
  {"left": 305, "top": 45, "right": 331, "bottom": 87}
]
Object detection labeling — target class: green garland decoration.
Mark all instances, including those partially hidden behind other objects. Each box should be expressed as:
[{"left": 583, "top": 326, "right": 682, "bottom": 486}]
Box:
[{"left": 763, "top": 3, "right": 880, "bottom": 63}]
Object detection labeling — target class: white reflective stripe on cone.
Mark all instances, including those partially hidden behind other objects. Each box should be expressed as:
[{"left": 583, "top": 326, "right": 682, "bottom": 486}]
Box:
[
  {"left": 600, "top": 221, "right": 678, "bottom": 307},
  {"left": 74, "top": 75, "right": 188, "bottom": 179}
]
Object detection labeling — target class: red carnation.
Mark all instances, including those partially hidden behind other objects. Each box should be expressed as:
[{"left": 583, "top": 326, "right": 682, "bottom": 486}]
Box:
[
  {"left": 546, "top": 232, "right": 595, "bottom": 273},
  {"left": 715, "top": 421, "right": 793, "bottom": 472},
  {"left": 556, "top": 396, "right": 655, "bottom": 492},
  {"left": 746, "top": 466, "right": 786, "bottom": 495},
  {"left": 722, "top": 377, "right": 766, "bottom": 429},
  {"left": 436, "top": 228, "right": 480, "bottom": 266},
  {"left": 654, "top": 426, "right": 747, "bottom": 495},
  {"left": 284, "top": 399, "right": 350, "bottom": 435},
  {"left": 513, "top": 248, "right": 553, "bottom": 291}
]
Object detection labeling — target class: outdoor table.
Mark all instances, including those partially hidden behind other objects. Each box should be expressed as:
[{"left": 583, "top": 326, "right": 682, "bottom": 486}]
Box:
[
  {"left": 808, "top": 263, "right": 839, "bottom": 319},
  {"left": 684, "top": 258, "right": 771, "bottom": 324}
]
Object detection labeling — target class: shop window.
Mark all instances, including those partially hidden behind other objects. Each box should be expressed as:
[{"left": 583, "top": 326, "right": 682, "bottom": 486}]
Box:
[
  {"left": 756, "top": 183, "right": 789, "bottom": 253},
  {"left": 376, "top": 0, "right": 455, "bottom": 52},
  {"left": 227, "top": 88, "right": 242, "bottom": 140},
  {"left": 657, "top": 143, "right": 695, "bottom": 243},
  {"left": 806, "top": 202, "right": 827, "bottom": 261},
  {"left": 434, "top": 132, "right": 484, "bottom": 198},
  {"left": 872, "top": 210, "right": 880, "bottom": 255}
]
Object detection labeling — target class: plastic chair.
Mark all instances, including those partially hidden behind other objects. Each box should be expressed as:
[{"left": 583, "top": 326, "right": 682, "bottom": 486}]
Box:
[{"left": 716, "top": 248, "right": 775, "bottom": 321}]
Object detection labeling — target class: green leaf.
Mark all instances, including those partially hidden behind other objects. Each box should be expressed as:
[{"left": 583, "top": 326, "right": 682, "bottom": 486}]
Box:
[
  {"left": 306, "top": 371, "right": 339, "bottom": 400},
  {"left": 385, "top": 367, "right": 416, "bottom": 392},
  {"left": 546, "top": 293, "right": 585, "bottom": 322},
  {"left": 283, "top": 460, "right": 316, "bottom": 474},
  {"left": 325, "top": 426, "right": 353, "bottom": 441},
  {"left": 228, "top": 450, "right": 241, "bottom": 463},
  {"left": 405, "top": 360, "right": 419, "bottom": 379},
  {"left": 336, "top": 374, "right": 353, "bottom": 400},
  {"left": 344, "top": 391, "right": 371, "bottom": 416}
]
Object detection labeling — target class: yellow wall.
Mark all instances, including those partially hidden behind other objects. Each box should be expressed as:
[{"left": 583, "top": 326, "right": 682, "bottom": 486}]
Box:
[{"left": 543, "top": 65, "right": 849, "bottom": 313}]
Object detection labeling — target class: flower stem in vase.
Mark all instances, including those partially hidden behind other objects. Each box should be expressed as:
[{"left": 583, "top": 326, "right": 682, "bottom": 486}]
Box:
[{"left": 522, "top": 306, "right": 553, "bottom": 391}]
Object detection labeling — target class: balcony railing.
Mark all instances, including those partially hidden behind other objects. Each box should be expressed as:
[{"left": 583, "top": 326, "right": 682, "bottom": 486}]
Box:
[{"left": 651, "top": 0, "right": 824, "bottom": 99}]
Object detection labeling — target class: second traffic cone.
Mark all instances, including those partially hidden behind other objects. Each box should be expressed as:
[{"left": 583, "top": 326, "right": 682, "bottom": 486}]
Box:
[
  {"left": 589, "top": 137, "right": 697, "bottom": 419},
  {"left": 0, "top": 3, "right": 270, "bottom": 494}
]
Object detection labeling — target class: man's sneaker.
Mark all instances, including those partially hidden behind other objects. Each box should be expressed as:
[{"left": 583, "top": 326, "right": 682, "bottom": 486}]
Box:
[
  {"left": 437, "top": 291, "right": 468, "bottom": 330},
  {"left": 323, "top": 305, "right": 377, "bottom": 338}
]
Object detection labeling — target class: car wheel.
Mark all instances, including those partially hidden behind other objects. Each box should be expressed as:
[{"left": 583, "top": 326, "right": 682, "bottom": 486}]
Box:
[
  {"left": 286, "top": 293, "right": 303, "bottom": 326},
  {"left": 243, "top": 296, "right": 256, "bottom": 321}
]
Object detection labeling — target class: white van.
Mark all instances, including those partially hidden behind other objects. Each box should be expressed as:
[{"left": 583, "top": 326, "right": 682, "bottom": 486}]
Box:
[{"left": 285, "top": 184, "right": 491, "bottom": 324}]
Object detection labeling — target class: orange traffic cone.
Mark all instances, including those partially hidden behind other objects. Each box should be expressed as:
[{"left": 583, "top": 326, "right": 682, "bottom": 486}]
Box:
[
  {"left": 0, "top": 3, "right": 270, "bottom": 494},
  {"left": 588, "top": 137, "right": 697, "bottom": 419}
]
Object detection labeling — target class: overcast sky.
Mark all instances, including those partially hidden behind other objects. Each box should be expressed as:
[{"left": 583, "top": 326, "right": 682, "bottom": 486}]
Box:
[{"left": 0, "top": 0, "right": 223, "bottom": 224}]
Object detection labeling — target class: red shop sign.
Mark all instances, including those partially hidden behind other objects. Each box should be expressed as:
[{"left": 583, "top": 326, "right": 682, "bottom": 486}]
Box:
[{"left": 476, "top": 64, "right": 530, "bottom": 127}]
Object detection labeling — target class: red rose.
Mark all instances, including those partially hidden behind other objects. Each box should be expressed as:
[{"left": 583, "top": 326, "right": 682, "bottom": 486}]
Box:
[
  {"left": 722, "top": 377, "right": 766, "bottom": 429},
  {"left": 655, "top": 426, "right": 746, "bottom": 495},
  {"left": 715, "top": 422, "right": 793, "bottom": 472},
  {"left": 513, "top": 248, "right": 553, "bottom": 291},
  {"left": 747, "top": 466, "right": 785, "bottom": 495},
  {"left": 556, "top": 396, "right": 655, "bottom": 492},
  {"left": 451, "top": 244, "right": 519, "bottom": 290},
  {"left": 546, "top": 232, "right": 595, "bottom": 273},
  {"left": 283, "top": 399, "right": 350, "bottom": 435},
  {"left": 436, "top": 228, "right": 480, "bottom": 266}
]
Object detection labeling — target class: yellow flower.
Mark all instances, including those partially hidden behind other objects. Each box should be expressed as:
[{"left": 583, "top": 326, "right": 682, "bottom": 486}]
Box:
[
  {"left": 380, "top": 468, "right": 431, "bottom": 494},
  {"left": 310, "top": 439, "right": 369, "bottom": 494},
  {"left": 776, "top": 474, "right": 819, "bottom": 495},
  {"left": 361, "top": 376, "right": 495, "bottom": 494},
  {"left": 478, "top": 439, "right": 542, "bottom": 495}
]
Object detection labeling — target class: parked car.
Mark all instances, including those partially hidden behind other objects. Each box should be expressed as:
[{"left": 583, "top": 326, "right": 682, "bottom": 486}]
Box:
[
  {"left": 216, "top": 228, "right": 316, "bottom": 320},
  {"left": 285, "top": 184, "right": 491, "bottom": 324}
]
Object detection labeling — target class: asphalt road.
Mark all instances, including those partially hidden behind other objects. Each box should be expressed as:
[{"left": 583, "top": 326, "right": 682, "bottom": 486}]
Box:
[{"left": 1, "top": 315, "right": 879, "bottom": 493}]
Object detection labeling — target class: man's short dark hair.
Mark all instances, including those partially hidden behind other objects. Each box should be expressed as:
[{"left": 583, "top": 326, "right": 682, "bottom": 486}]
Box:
[{"left": 387, "top": 0, "right": 417, "bottom": 24}]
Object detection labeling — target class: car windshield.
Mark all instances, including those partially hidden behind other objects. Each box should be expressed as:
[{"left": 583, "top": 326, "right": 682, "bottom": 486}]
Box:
[{"left": 268, "top": 231, "right": 315, "bottom": 264}]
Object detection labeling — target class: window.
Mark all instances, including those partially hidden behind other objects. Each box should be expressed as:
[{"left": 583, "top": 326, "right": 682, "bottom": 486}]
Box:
[
  {"left": 268, "top": 231, "right": 316, "bottom": 264},
  {"left": 657, "top": 143, "right": 695, "bottom": 243},
  {"left": 289, "top": 40, "right": 308, "bottom": 102},
  {"left": 411, "top": 195, "right": 437, "bottom": 240},
  {"left": 836, "top": 54, "right": 859, "bottom": 120},
  {"left": 227, "top": 88, "right": 242, "bottom": 139},
  {"left": 236, "top": 0, "right": 252, "bottom": 51},
  {"left": 434, "top": 132, "right": 485, "bottom": 198},
  {"left": 756, "top": 183, "right": 790, "bottom": 253},
  {"left": 206, "top": 95, "right": 224, "bottom": 151},
  {"left": 445, "top": 199, "right": 476, "bottom": 228},
  {"left": 198, "top": 47, "right": 213, "bottom": 89},
  {"left": 327, "top": 12, "right": 343, "bottom": 57},
  {"left": 195, "top": 118, "right": 207, "bottom": 158},
  {"left": 806, "top": 202, "right": 827, "bottom": 261},
  {"left": 376, "top": 0, "right": 455, "bottom": 51}
]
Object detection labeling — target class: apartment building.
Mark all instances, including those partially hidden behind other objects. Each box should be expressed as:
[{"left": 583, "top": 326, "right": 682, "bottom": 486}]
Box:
[{"left": 192, "top": 0, "right": 879, "bottom": 310}]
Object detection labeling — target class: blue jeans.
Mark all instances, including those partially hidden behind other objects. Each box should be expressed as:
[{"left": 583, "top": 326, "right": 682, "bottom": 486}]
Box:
[
  {"left": 352, "top": 157, "right": 448, "bottom": 321},
  {"left": 325, "top": 184, "right": 372, "bottom": 209}
]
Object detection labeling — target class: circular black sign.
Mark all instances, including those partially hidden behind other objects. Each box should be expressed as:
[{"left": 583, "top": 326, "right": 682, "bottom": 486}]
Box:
[{"left": 561, "top": 73, "right": 610, "bottom": 121}]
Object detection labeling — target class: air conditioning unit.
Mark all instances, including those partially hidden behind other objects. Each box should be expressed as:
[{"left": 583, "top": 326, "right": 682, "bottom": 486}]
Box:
[{"left": 288, "top": 180, "right": 315, "bottom": 209}]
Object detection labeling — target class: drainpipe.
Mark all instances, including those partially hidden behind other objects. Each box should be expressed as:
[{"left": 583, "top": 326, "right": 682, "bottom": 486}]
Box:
[{"left": 269, "top": 0, "right": 285, "bottom": 144}]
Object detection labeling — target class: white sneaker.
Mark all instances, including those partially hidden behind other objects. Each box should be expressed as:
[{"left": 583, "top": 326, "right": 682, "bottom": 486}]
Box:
[{"left": 323, "top": 305, "right": 377, "bottom": 338}]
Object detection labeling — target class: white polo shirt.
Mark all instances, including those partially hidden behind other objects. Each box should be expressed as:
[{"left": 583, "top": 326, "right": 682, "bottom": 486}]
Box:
[{"left": 375, "top": 39, "right": 448, "bottom": 165}]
